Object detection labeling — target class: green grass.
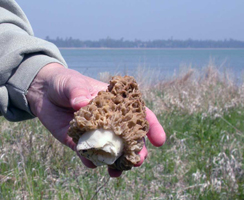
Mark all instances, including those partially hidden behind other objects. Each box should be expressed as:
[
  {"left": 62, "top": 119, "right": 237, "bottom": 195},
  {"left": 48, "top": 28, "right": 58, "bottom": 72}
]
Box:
[
  {"left": 159, "top": 108, "right": 244, "bottom": 199},
  {"left": 0, "top": 66, "right": 244, "bottom": 199}
]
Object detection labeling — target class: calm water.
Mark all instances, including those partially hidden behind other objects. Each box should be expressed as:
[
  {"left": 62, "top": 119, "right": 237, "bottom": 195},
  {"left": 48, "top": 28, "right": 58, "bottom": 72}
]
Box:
[{"left": 60, "top": 49, "right": 244, "bottom": 81}]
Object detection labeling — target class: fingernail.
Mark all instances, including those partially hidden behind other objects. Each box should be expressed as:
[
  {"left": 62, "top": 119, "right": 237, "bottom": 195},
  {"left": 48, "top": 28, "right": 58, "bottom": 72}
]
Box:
[{"left": 73, "top": 97, "right": 90, "bottom": 105}]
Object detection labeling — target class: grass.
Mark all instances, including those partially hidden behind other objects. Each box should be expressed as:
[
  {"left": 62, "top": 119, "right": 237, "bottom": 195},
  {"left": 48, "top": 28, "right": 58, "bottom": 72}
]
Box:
[{"left": 1, "top": 64, "right": 244, "bottom": 199}]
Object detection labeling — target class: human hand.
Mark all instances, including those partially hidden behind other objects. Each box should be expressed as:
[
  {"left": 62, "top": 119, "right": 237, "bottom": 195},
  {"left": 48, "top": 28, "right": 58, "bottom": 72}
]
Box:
[{"left": 26, "top": 63, "right": 166, "bottom": 177}]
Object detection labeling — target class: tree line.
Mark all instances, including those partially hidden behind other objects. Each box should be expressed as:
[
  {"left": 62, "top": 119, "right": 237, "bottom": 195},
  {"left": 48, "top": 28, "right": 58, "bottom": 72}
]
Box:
[{"left": 45, "top": 36, "right": 244, "bottom": 48}]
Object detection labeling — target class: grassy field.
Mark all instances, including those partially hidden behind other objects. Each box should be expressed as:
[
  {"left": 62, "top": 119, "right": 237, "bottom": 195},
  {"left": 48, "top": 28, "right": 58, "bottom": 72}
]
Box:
[{"left": 0, "top": 65, "right": 244, "bottom": 199}]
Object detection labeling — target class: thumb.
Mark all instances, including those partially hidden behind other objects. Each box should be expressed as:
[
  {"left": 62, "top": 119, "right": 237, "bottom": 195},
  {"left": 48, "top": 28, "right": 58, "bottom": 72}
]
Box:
[
  {"left": 69, "top": 87, "right": 93, "bottom": 111},
  {"left": 72, "top": 96, "right": 91, "bottom": 110}
]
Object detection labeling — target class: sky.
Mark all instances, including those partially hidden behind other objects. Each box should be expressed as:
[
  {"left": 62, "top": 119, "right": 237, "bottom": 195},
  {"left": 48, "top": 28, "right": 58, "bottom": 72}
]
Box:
[{"left": 16, "top": 0, "right": 244, "bottom": 41}]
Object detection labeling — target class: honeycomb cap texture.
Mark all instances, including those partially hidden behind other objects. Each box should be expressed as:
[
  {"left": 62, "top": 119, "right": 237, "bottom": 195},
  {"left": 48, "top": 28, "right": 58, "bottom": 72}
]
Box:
[{"left": 68, "top": 75, "right": 149, "bottom": 170}]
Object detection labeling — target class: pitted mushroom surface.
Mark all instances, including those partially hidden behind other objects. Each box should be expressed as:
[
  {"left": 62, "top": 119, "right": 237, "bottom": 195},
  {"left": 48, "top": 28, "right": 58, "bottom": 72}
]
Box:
[{"left": 68, "top": 76, "right": 149, "bottom": 170}]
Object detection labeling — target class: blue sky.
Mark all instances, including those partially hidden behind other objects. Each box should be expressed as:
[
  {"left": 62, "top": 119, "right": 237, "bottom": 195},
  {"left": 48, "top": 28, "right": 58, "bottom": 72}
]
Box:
[{"left": 16, "top": 0, "right": 244, "bottom": 41}]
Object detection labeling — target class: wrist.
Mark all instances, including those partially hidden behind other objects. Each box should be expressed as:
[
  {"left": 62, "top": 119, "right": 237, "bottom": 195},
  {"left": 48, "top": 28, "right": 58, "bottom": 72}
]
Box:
[{"left": 26, "top": 63, "right": 65, "bottom": 116}]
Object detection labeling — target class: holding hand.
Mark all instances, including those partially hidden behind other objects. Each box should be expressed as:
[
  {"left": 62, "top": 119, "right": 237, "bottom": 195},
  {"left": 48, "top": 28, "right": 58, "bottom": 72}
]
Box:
[{"left": 26, "top": 63, "right": 166, "bottom": 177}]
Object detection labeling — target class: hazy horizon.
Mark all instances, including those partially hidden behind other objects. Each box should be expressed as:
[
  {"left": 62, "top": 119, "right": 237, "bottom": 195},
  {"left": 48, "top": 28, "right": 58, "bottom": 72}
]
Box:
[
  {"left": 16, "top": 0, "right": 244, "bottom": 41},
  {"left": 46, "top": 36, "right": 244, "bottom": 42}
]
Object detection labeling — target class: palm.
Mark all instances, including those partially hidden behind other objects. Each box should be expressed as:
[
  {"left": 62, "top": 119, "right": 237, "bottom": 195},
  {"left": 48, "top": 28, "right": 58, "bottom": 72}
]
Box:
[{"left": 37, "top": 98, "right": 76, "bottom": 150}]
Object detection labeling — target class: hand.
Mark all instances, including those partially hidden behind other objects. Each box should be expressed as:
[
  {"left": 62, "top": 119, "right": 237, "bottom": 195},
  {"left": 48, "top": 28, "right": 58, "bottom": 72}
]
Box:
[{"left": 26, "top": 63, "right": 166, "bottom": 177}]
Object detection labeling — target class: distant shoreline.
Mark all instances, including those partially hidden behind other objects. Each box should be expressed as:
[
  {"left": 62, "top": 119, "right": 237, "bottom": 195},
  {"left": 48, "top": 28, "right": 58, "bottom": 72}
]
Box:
[{"left": 59, "top": 47, "right": 244, "bottom": 50}]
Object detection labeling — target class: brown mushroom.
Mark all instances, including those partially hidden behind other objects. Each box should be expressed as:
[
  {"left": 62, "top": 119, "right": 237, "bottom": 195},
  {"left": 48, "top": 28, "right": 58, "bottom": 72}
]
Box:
[{"left": 68, "top": 75, "right": 149, "bottom": 171}]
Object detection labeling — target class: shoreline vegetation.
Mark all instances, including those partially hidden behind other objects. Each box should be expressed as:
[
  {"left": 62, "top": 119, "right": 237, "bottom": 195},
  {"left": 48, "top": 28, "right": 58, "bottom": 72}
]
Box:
[
  {"left": 46, "top": 36, "right": 244, "bottom": 49},
  {"left": 1, "top": 63, "right": 244, "bottom": 199},
  {"left": 59, "top": 47, "right": 244, "bottom": 50}
]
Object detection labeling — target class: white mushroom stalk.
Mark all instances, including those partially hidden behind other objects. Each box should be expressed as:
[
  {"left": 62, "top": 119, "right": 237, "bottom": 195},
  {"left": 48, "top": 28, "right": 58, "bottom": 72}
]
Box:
[{"left": 76, "top": 129, "right": 124, "bottom": 166}]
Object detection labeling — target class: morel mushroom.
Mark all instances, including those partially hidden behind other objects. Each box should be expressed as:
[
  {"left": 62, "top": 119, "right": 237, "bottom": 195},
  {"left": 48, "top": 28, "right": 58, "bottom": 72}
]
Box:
[{"left": 68, "top": 76, "right": 149, "bottom": 171}]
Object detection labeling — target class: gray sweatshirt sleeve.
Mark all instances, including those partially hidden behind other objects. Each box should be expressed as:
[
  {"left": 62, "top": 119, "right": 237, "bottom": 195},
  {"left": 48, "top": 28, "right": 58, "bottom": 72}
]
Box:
[{"left": 0, "top": 0, "right": 67, "bottom": 121}]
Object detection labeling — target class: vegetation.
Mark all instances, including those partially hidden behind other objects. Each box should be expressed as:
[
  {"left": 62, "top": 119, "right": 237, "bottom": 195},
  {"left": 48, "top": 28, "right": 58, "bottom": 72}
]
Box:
[
  {"left": 0, "top": 64, "right": 244, "bottom": 199},
  {"left": 46, "top": 36, "right": 244, "bottom": 48}
]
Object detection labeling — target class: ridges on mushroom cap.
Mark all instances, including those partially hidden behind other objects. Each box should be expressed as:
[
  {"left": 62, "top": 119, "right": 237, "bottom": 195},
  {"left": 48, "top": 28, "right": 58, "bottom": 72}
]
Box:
[{"left": 68, "top": 75, "right": 149, "bottom": 171}]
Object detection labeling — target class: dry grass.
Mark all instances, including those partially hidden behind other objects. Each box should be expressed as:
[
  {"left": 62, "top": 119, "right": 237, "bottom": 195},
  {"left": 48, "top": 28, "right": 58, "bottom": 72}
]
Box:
[
  {"left": 1, "top": 63, "right": 244, "bottom": 199},
  {"left": 143, "top": 64, "right": 242, "bottom": 116}
]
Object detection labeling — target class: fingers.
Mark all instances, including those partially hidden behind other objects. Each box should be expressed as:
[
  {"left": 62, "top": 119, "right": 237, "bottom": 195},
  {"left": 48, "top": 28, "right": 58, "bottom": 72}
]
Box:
[
  {"left": 77, "top": 152, "right": 123, "bottom": 177},
  {"left": 146, "top": 107, "right": 166, "bottom": 147},
  {"left": 64, "top": 134, "right": 97, "bottom": 168},
  {"left": 134, "top": 141, "right": 148, "bottom": 167},
  {"left": 76, "top": 152, "right": 97, "bottom": 168},
  {"left": 63, "top": 136, "right": 77, "bottom": 151},
  {"left": 108, "top": 168, "right": 123, "bottom": 178},
  {"left": 108, "top": 141, "right": 148, "bottom": 176},
  {"left": 77, "top": 151, "right": 123, "bottom": 177},
  {"left": 75, "top": 141, "right": 147, "bottom": 177},
  {"left": 108, "top": 140, "right": 148, "bottom": 175}
]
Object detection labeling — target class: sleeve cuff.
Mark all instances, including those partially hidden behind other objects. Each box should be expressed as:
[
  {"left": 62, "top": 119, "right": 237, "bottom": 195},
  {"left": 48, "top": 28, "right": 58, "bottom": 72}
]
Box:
[{"left": 5, "top": 53, "right": 65, "bottom": 121}]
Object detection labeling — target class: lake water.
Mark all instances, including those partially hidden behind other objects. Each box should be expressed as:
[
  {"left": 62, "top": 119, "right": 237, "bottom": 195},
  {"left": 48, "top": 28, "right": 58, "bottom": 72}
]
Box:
[{"left": 60, "top": 49, "right": 244, "bottom": 82}]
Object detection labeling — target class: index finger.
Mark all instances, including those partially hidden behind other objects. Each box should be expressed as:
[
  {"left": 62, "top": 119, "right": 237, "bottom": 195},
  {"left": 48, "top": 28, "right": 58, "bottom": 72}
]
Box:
[{"left": 145, "top": 107, "right": 166, "bottom": 147}]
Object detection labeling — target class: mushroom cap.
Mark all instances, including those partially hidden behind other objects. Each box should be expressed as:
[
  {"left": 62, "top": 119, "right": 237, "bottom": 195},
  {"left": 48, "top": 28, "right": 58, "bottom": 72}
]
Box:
[{"left": 68, "top": 75, "right": 149, "bottom": 170}]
